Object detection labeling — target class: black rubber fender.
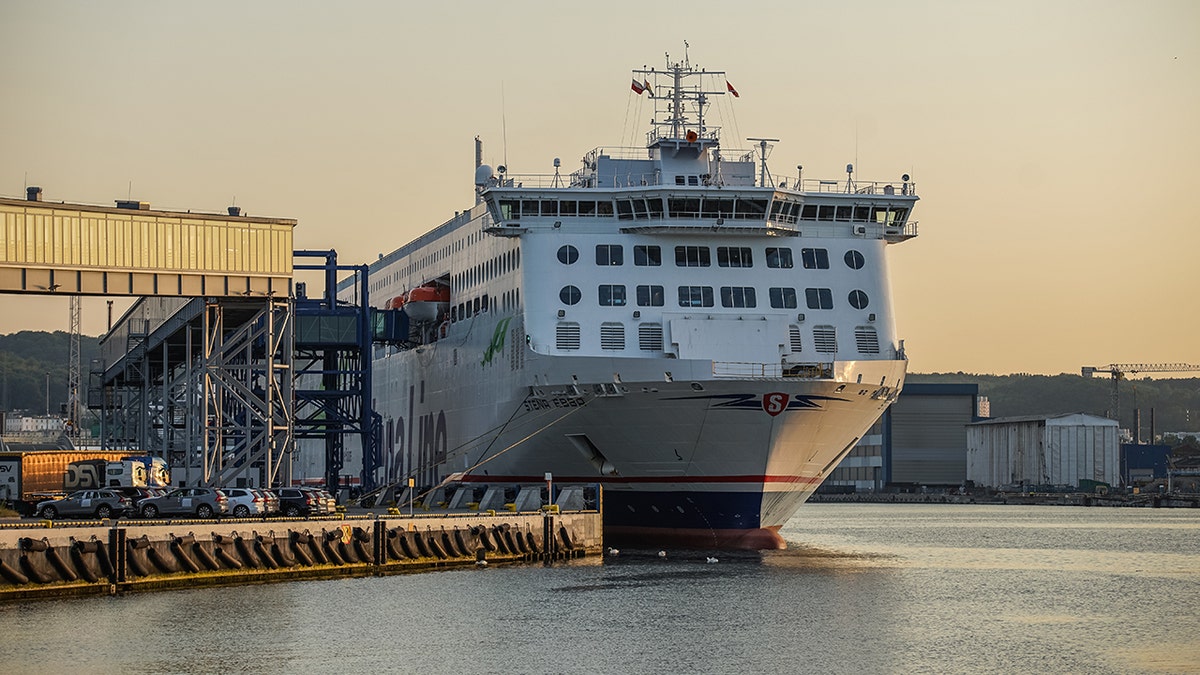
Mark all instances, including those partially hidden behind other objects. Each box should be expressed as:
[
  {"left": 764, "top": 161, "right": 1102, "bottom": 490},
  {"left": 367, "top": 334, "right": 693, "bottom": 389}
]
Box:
[
  {"left": 0, "top": 558, "right": 30, "bottom": 585},
  {"left": 353, "top": 538, "right": 374, "bottom": 564},
  {"left": 234, "top": 536, "right": 260, "bottom": 568},
  {"left": 45, "top": 546, "right": 78, "bottom": 582},
  {"left": 170, "top": 541, "right": 201, "bottom": 573},
  {"left": 558, "top": 525, "right": 575, "bottom": 550},
  {"left": 323, "top": 537, "right": 345, "bottom": 565},
  {"left": 272, "top": 542, "right": 297, "bottom": 567},
  {"left": 426, "top": 532, "right": 448, "bottom": 559},
  {"left": 73, "top": 540, "right": 100, "bottom": 554},
  {"left": 193, "top": 543, "right": 221, "bottom": 571},
  {"left": 475, "top": 525, "right": 497, "bottom": 552},
  {"left": 125, "top": 548, "right": 150, "bottom": 577},
  {"left": 215, "top": 546, "right": 243, "bottom": 569},
  {"left": 338, "top": 541, "right": 359, "bottom": 564},
  {"left": 290, "top": 538, "right": 314, "bottom": 566},
  {"left": 441, "top": 529, "right": 462, "bottom": 557},
  {"left": 492, "top": 527, "right": 511, "bottom": 554},
  {"left": 94, "top": 540, "right": 113, "bottom": 578},
  {"left": 385, "top": 529, "right": 405, "bottom": 560},
  {"left": 413, "top": 531, "right": 432, "bottom": 558},
  {"left": 307, "top": 534, "right": 329, "bottom": 564},
  {"left": 453, "top": 528, "right": 471, "bottom": 557},
  {"left": 19, "top": 537, "right": 49, "bottom": 552},
  {"left": 172, "top": 534, "right": 196, "bottom": 547},
  {"left": 69, "top": 544, "right": 99, "bottom": 583},
  {"left": 254, "top": 539, "right": 280, "bottom": 569},
  {"left": 525, "top": 530, "right": 540, "bottom": 554},
  {"left": 19, "top": 555, "right": 54, "bottom": 583},
  {"left": 147, "top": 546, "right": 175, "bottom": 573},
  {"left": 399, "top": 532, "right": 418, "bottom": 559}
]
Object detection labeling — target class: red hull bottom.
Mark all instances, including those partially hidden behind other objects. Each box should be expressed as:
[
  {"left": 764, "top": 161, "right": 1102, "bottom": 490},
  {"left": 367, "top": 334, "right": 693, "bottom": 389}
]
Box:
[{"left": 605, "top": 525, "right": 786, "bottom": 551}]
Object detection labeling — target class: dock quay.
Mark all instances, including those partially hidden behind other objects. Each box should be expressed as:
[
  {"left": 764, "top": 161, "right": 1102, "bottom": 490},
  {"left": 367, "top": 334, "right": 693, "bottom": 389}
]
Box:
[
  {"left": 808, "top": 491, "right": 1200, "bottom": 508},
  {"left": 0, "top": 509, "right": 602, "bottom": 602}
]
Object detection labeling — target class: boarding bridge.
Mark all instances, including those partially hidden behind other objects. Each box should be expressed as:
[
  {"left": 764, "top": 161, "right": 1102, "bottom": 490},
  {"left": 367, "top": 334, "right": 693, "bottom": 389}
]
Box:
[{"left": 0, "top": 190, "right": 294, "bottom": 297}]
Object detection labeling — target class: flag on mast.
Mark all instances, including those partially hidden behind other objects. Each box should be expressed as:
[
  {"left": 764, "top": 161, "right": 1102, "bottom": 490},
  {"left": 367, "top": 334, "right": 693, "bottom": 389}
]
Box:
[
  {"left": 631, "top": 78, "right": 646, "bottom": 95},
  {"left": 726, "top": 80, "right": 740, "bottom": 97}
]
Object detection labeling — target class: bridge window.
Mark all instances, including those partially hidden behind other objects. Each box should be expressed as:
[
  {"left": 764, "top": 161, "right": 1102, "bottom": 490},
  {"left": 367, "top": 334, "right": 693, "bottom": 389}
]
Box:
[
  {"left": 668, "top": 198, "right": 701, "bottom": 218},
  {"left": 559, "top": 201, "right": 577, "bottom": 216},
  {"left": 560, "top": 285, "right": 581, "bottom": 305},
  {"left": 636, "top": 285, "right": 665, "bottom": 307},
  {"left": 675, "top": 246, "right": 711, "bottom": 267},
  {"left": 769, "top": 287, "right": 798, "bottom": 309},
  {"left": 541, "top": 200, "right": 558, "bottom": 217},
  {"left": 557, "top": 245, "right": 579, "bottom": 265},
  {"left": 805, "top": 288, "right": 834, "bottom": 310},
  {"left": 521, "top": 200, "right": 540, "bottom": 217},
  {"left": 678, "top": 286, "right": 714, "bottom": 307},
  {"left": 598, "top": 284, "right": 627, "bottom": 306},
  {"left": 596, "top": 244, "right": 623, "bottom": 266},
  {"left": 720, "top": 286, "right": 757, "bottom": 308},
  {"left": 735, "top": 199, "right": 769, "bottom": 219},
  {"left": 499, "top": 200, "right": 519, "bottom": 220},
  {"left": 578, "top": 201, "right": 597, "bottom": 217},
  {"left": 800, "top": 204, "right": 818, "bottom": 220},
  {"left": 766, "top": 247, "right": 793, "bottom": 269},
  {"left": 634, "top": 245, "right": 661, "bottom": 266},
  {"left": 717, "top": 247, "right": 753, "bottom": 268},
  {"left": 801, "top": 248, "right": 829, "bottom": 269}
]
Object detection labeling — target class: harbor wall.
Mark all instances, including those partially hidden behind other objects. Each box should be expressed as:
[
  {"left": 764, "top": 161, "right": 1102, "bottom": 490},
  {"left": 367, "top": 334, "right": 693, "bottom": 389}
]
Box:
[{"left": 0, "top": 511, "right": 601, "bottom": 602}]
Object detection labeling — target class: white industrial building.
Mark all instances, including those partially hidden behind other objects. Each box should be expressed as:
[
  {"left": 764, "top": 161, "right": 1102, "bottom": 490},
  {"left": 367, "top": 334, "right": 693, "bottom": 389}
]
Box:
[{"left": 966, "top": 413, "right": 1119, "bottom": 489}]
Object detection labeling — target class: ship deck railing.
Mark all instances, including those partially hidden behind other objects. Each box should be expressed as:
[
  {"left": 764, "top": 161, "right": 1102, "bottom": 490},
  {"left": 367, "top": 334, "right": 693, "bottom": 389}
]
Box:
[
  {"left": 712, "top": 361, "right": 835, "bottom": 380},
  {"left": 485, "top": 172, "right": 918, "bottom": 195}
]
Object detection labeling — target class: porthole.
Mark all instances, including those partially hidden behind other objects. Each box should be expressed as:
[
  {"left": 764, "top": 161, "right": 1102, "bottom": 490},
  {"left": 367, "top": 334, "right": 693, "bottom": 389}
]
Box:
[
  {"left": 848, "top": 290, "right": 869, "bottom": 309},
  {"left": 557, "top": 245, "right": 579, "bottom": 265},
  {"left": 560, "top": 285, "right": 582, "bottom": 305},
  {"left": 844, "top": 250, "right": 865, "bottom": 269}
]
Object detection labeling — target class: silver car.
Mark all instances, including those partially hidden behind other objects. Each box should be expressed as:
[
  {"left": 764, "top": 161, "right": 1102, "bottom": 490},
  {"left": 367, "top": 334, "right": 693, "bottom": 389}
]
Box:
[
  {"left": 221, "top": 487, "right": 268, "bottom": 518},
  {"left": 139, "top": 487, "right": 228, "bottom": 519},
  {"left": 37, "top": 490, "right": 133, "bottom": 520}
]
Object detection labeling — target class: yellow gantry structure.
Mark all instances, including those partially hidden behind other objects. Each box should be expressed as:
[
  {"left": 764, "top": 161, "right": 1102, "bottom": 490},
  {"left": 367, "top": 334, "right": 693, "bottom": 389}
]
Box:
[{"left": 0, "top": 193, "right": 295, "bottom": 297}]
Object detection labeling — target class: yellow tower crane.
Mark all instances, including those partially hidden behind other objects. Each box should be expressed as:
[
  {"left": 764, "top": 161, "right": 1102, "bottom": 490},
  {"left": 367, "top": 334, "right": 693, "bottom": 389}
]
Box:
[{"left": 1081, "top": 363, "right": 1200, "bottom": 421}]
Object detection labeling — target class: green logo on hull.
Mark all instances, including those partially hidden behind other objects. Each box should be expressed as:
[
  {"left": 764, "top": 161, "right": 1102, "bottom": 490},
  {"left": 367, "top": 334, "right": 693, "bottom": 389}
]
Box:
[{"left": 482, "top": 317, "right": 512, "bottom": 366}]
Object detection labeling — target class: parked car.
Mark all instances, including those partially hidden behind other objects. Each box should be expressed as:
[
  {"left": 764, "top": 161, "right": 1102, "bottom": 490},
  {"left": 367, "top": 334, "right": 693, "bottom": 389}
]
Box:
[
  {"left": 139, "top": 487, "right": 228, "bottom": 518},
  {"left": 271, "top": 487, "right": 320, "bottom": 517},
  {"left": 305, "top": 488, "right": 336, "bottom": 515},
  {"left": 221, "top": 487, "right": 268, "bottom": 518},
  {"left": 36, "top": 489, "right": 134, "bottom": 520},
  {"left": 111, "top": 486, "right": 159, "bottom": 509},
  {"left": 255, "top": 488, "right": 279, "bottom": 515}
]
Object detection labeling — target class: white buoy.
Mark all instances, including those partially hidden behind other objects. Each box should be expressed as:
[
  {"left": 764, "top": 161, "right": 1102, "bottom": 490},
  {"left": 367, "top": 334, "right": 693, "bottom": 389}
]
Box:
[
  {"left": 658, "top": 550, "right": 667, "bottom": 558},
  {"left": 706, "top": 556, "right": 719, "bottom": 564}
]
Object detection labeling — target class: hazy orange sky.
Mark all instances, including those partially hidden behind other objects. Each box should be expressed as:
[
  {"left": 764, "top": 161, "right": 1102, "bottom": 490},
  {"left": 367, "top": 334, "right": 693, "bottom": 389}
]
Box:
[{"left": 1, "top": 1, "right": 1196, "bottom": 375}]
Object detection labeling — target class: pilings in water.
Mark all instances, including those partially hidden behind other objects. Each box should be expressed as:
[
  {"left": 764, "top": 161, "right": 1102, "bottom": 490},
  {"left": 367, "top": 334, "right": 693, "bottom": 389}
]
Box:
[{"left": 0, "top": 511, "right": 601, "bottom": 602}]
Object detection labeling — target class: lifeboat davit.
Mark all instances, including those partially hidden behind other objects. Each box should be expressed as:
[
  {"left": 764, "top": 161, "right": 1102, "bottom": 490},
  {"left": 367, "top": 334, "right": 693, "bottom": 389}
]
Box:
[{"left": 394, "top": 283, "right": 449, "bottom": 322}]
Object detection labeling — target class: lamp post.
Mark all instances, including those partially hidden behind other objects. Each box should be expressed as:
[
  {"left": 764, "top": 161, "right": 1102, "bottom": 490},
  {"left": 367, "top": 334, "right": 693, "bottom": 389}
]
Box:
[{"left": 408, "top": 476, "right": 415, "bottom": 518}]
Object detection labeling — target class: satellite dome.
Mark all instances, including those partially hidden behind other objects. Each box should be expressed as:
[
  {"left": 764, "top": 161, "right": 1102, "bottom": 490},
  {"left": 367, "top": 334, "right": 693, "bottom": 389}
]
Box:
[{"left": 475, "top": 164, "right": 494, "bottom": 186}]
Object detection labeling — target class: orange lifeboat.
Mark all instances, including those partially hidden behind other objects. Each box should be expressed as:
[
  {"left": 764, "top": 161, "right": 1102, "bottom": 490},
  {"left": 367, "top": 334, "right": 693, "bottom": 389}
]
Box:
[{"left": 400, "top": 283, "right": 450, "bottom": 322}]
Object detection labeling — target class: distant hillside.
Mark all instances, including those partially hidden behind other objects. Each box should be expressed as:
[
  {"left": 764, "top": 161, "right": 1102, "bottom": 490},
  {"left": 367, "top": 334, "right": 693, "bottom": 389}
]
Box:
[
  {"left": 0, "top": 331, "right": 102, "bottom": 414},
  {"left": 909, "top": 372, "right": 1200, "bottom": 435}
]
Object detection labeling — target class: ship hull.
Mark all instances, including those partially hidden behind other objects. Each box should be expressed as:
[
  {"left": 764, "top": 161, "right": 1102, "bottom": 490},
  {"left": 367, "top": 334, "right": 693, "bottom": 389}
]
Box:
[{"left": 368, "top": 322, "right": 904, "bottom": 549}]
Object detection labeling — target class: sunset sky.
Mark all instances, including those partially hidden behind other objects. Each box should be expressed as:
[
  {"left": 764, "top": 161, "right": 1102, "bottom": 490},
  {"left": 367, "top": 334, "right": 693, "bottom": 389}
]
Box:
[{"left": 1, "top": 0, "right": 1196, "bottom": 375}]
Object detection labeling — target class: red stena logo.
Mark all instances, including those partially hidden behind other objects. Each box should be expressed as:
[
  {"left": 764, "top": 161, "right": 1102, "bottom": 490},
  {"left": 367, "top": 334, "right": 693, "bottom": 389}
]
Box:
[{"left": 762, "top": 392, "right": 790, "bottom": 417}]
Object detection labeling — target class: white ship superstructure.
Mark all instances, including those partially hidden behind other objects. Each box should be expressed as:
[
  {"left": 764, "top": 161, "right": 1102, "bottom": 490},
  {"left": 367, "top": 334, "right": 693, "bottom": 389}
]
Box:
[{"left": 342, "top": 55, "right": 919, "bottom": 549}]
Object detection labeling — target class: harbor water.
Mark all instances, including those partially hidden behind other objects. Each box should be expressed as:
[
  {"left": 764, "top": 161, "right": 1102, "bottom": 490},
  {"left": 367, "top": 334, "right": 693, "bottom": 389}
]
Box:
[{"left": 3, "top": 504, "right": 1198, "bottom": 674}]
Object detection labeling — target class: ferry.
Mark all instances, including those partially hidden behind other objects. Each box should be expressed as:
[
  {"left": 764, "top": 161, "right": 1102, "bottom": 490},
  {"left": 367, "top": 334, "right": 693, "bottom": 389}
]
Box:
[{"left": 345, "top": 53, "right": 919, "bottom": 549}]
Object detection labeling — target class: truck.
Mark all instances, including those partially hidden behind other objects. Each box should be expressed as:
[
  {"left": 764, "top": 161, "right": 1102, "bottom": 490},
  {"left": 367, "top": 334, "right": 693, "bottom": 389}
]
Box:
[{"left": 0, "top": 450, "right": 172, "bottom": 516}]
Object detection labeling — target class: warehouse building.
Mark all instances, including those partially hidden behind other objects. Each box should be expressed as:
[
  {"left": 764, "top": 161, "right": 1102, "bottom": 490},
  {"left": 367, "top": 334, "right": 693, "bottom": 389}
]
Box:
[
  {"left": 827, "top": 383, "right": 981, "bottom": 491},
  {"left": 966, "top": 413, "right": 1119, "bottom": 489}
]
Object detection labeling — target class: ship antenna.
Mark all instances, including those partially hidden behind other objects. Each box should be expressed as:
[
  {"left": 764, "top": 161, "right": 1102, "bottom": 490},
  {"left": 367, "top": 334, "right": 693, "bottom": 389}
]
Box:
[
  {"left": 501, "top": 81, "right": 509, "bottom": 170},
  {"left": 683, "top": 40, "right": 690, "bottom": 69}
]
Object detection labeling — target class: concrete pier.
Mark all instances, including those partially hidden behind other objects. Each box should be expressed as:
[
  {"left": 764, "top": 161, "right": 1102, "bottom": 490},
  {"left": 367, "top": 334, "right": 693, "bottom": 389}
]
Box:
[{"left": 0, "top": 511, "right": 602, "bottom": 602}]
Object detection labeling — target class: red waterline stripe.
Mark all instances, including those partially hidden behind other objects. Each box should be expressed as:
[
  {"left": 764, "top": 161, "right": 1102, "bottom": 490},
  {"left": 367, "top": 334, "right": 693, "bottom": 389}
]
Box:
[{"left": 458, "top": 474, "right": 821, "bottom": 485}]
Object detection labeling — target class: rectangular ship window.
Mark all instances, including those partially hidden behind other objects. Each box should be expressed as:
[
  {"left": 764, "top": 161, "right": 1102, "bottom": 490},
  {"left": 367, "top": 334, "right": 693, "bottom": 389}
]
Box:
[
  {"left": 678, "top": 286, "right": 714, "bottom": 307},
  {"left": 598, "top": 284, "right": 627, "bottom": 306},
  {"left": 805, "top": 288, "right": 834, "bottom": 310},
  {"left": 636, "top": 285, "right": 664, "bottom": 307},
  {"left": 675, "top": 246, "right": 711, "bottom": 267},
  {"left": 769, "top": 287, "right": 797, "bottom": 309},
  {"left": 720, "top": 286, "right": 757, "bottom": 308},
  {"left": 634, "top": 245, "right": 661, "bottom": 266}
]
